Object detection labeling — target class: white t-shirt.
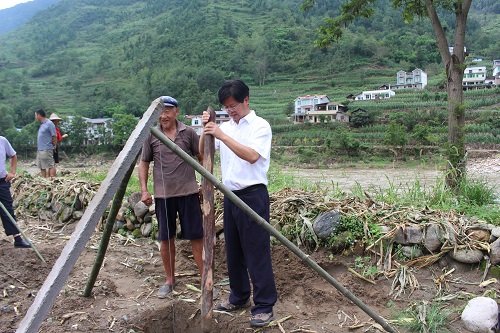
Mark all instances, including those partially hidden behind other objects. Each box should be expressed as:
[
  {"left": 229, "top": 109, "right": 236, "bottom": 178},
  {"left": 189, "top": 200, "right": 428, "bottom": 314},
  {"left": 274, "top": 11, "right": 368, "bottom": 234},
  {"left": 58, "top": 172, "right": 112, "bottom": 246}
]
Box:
[
  {"left": 0, "top": 136, "right": 16, "bottom": 179},
  {"left": 215, "top": 110, "right": 272, "bottom": 191}
]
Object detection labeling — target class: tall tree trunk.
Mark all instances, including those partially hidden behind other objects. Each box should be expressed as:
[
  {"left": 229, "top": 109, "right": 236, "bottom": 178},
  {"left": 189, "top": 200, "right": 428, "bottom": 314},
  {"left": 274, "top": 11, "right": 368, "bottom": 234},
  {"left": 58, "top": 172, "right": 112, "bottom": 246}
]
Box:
[
  {"left": 424, "top": 0, "right": 471, "bottom": 188},
  {"left": 446, "top": 56, "right": 466, "bottom": 188}
]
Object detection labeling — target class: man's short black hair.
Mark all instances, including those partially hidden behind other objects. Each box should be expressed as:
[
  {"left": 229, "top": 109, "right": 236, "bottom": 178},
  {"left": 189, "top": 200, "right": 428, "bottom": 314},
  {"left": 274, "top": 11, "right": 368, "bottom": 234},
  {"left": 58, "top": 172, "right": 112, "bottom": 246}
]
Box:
[
  {"left": 35, "top": 109, "right": 46, "bottom": 118},
  {"left": 218, "top": 80, "right": 249, "bottom": 104}
]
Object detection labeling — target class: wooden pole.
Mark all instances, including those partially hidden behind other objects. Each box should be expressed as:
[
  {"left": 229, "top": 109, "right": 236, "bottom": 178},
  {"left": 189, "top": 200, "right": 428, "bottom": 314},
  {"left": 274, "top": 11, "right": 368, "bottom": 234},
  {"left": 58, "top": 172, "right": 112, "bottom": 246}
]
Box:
[
  {"left": 83, "top": 154, "right": 139, "bottom": 297},
  {"left": 201, "top": 107, "right": 216, "bottom": 333},
  {"left": 150, "top": 127, "right": 397, "bottom": 333}
]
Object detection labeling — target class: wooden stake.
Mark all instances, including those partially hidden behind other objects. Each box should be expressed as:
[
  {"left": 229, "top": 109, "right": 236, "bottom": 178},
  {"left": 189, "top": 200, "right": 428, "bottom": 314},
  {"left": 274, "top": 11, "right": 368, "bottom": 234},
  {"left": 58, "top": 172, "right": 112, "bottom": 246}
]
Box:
[{"left": 201, "top": 106, "right": 216, "bottom": 333}]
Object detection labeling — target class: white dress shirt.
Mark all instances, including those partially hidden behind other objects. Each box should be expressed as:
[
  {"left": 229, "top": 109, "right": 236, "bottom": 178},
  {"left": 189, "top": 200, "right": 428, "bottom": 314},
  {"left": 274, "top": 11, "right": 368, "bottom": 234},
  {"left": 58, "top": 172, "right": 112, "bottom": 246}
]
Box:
[{"left": 215, "top": 110, "right": 272, "bottom": 191}]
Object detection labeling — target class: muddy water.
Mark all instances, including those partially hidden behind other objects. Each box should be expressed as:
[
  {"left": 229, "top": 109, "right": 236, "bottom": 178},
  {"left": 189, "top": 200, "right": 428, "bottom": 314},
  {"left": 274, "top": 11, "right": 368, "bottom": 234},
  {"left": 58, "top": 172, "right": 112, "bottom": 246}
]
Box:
[
  {"left": 281, "top": 162, "right": 500, "bottom": 194},
  {"left": 281, "top": 165, "right": 442, "bottom": 192}
]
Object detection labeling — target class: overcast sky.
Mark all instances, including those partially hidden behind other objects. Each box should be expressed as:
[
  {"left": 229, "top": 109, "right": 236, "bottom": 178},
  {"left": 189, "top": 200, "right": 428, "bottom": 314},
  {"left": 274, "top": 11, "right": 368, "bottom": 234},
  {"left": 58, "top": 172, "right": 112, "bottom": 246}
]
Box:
[{"left": 0, "top": 0, "right": 34, "bottom": 10}]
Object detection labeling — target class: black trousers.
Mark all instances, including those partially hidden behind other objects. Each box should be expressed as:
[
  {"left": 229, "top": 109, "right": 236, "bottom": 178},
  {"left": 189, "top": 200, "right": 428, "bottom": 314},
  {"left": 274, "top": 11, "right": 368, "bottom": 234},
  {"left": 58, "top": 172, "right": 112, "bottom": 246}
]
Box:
[
  {"left": 223, "top": 185, "right": 277, "bottom": 315},
  {"left": 0, "top": 178, "right": 20, "bottom": 236}
]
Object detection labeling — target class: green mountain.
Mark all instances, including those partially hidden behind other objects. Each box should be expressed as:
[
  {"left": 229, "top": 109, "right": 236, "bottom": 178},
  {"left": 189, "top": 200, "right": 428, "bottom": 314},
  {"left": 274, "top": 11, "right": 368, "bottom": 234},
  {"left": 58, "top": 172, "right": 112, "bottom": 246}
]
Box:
[
  {"left": 0, "top": 0, "right": 62, "bottom": 35},
  {"left": 0, "top": 0, "right": 499, "bottom": 129}
]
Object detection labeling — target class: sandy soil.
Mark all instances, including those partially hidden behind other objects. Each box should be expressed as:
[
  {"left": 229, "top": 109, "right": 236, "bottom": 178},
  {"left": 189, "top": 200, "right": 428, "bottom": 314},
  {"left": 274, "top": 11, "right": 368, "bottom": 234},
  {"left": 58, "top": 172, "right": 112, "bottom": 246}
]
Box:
[{"left": 1, "top": 154, "right": 499, "bottom": 333}]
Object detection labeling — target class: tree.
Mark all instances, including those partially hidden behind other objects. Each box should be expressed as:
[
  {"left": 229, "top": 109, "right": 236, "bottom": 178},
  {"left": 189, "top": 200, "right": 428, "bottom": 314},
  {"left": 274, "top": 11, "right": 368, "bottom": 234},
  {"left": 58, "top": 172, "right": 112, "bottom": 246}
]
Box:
[
  {"left": 111, "top": 113, "right": 138, "bottom": 148},
  {"left": 68, "top": 115, "right": 88, "bottom": 150},
  {"left": 385, "top": 121, "right": 408, "bottom": 160},
  {"left": 302, "top": 0, "right": 471, "bottom": 187}
]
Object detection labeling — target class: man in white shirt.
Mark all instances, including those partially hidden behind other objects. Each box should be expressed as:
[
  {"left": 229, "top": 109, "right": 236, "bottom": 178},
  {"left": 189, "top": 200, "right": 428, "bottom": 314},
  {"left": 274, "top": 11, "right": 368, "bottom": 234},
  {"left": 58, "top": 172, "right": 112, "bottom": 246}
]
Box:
[
  {"left": 200, "top": 80, "right": 277, "bottom": 328},
  {"left": 0, "top": 136, "right": 30, "bottom": 248}
]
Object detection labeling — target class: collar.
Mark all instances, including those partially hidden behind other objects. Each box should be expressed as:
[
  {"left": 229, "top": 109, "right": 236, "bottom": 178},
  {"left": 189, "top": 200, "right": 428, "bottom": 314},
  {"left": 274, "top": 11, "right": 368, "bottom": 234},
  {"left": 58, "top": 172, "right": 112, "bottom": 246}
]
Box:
[{"left": 230, "top": 110, "right": 256, "bottom": 125}]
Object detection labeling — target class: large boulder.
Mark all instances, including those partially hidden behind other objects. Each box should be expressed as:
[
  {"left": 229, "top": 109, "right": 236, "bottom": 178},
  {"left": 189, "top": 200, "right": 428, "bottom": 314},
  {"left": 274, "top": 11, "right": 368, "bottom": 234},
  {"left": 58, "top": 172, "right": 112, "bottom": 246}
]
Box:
[
  {"left": 127, "top": 192, "right": 142, "bottom": 209},
  {"left": 490, "top": 238, "right": 500, "bottom": 265},
  {"left": 423, "top": 224, "right": 442, "bottom": 253},
  {"left": 450, "top": 248, "right": 484, "bottom": 264},
  {"left": 394, "top": 225, "right": 423, "bottom": 245},
  {"left": 461, "top": 297, "right": 498, "bottom": 333},
  {"left": 133, "top": 201, "right": 149, "bottom": 218},
  {"left": 313, "top": 210, "right": 341, "bottom": 239}
]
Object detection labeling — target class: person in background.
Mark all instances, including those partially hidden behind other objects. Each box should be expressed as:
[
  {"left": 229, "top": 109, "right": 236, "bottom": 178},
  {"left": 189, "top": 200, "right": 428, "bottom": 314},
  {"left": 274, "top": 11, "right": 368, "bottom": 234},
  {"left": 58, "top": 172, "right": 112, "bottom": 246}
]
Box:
[
  {"left": 49, "top": 113, "right": 68, "bottom": 177},
  {"left": 138, "top": 96, "right": 205, "bottom": 299},
  {"left": 0, "top": 136, "right": 31, "bottom": 248},
  {"left": 200, "top": 79, "right": 277, "bottom": 328},
  {"left": 35, "top": 109, "right": 57, "bottom": 178}
]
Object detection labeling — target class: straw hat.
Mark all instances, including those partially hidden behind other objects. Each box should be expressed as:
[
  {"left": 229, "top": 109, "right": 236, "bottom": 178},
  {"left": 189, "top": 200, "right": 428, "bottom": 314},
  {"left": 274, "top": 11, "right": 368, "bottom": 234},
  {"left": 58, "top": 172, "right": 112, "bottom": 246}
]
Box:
[{"left": 49, "top": 113, "right": 63, "bottom": 121}]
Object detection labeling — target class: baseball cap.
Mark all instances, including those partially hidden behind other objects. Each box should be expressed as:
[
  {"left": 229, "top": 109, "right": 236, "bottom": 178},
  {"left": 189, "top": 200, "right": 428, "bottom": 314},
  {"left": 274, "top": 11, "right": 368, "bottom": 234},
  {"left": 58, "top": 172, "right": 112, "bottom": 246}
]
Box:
[{"left": 161, "top": 96, "right": 178, "bottom": 107}]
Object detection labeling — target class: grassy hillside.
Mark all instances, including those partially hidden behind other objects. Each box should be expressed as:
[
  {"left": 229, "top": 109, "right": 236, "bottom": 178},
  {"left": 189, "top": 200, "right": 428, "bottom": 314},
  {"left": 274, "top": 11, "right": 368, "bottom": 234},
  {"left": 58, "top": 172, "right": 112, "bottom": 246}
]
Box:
[{"left": 0, "top": 0, "right": 499, "bottom": 160}]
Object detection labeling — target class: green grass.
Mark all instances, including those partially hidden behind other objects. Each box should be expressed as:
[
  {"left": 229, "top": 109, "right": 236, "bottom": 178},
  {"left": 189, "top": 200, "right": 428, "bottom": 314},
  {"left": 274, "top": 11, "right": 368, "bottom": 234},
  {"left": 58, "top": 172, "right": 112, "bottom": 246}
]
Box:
[{"left": 395, "top": 301, "right": 452, "bottom": 333}]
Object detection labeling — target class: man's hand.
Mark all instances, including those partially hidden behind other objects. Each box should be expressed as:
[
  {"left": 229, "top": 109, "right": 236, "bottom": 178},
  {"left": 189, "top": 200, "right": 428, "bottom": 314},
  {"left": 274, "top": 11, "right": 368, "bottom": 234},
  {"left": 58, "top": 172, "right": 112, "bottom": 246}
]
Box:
[
  {"left": 202, "top": 111, "right": 224, "bottom": 140},
  {"left": 5, "top": 172, "right": 15, "bottom": 182},
  {"left": 141, "top": 192, "right": 153, "bottom": 206}
]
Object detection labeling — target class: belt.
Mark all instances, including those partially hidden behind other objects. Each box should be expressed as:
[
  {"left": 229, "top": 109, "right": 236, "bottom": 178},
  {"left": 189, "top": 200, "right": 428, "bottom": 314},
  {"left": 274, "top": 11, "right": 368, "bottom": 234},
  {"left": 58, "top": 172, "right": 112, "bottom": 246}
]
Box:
[{"left": 232, "top": 184, "right": 266, "bottom": 196}]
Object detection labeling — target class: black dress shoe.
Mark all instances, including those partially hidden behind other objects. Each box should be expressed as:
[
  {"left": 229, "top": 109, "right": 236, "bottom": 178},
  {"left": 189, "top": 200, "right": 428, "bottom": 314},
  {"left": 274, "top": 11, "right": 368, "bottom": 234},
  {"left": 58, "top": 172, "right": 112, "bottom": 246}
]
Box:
[{"left": 14, "top": 239, "right": 31, "bottom": 248}]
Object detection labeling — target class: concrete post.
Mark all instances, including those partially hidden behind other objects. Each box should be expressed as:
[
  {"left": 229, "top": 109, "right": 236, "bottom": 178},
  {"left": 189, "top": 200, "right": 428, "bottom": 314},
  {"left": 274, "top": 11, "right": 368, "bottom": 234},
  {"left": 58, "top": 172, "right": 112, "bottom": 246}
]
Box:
[{"left": 16, "top": 99, "right": 163, "bottom": 333}]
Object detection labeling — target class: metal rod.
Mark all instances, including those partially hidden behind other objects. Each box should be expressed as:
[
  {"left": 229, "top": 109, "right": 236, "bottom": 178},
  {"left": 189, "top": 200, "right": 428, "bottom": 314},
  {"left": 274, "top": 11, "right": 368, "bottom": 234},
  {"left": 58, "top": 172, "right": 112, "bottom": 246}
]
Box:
[
  {"left": 0, "top": 201, "right": 45, "bottom": 263},
  {"left": 151, "top": 126, "right": 397, "bottom": 333}
]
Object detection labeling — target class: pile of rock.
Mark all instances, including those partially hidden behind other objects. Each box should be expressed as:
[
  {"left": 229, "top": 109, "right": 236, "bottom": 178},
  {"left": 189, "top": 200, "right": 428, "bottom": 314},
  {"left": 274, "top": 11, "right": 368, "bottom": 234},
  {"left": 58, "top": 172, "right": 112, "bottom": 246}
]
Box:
[
  {"left": 114, "top": 192, "right": 157, "bottom": 238},
  {"left": 11, "top": 175, "right": 99, "bottom": 224},
  {"left": 313, "top": 209, "right": 499, "bottom": 266}
]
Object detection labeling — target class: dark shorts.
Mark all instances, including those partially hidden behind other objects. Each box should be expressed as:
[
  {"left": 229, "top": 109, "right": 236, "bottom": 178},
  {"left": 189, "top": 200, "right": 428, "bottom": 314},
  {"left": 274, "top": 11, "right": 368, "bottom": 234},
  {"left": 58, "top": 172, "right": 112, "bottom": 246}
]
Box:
[
  {"left": 155, "top": 193, "right": 203, "bottom": 241},
  {"left": 53, "top": 146, "right": 59, "bottom": 163}
]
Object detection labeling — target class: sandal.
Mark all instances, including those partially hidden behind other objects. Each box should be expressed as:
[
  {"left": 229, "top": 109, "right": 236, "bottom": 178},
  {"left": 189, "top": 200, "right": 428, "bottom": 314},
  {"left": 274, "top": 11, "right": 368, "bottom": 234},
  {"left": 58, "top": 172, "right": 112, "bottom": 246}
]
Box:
[{"left": 157, "top": 284, "right": 174, "bottom": 299}]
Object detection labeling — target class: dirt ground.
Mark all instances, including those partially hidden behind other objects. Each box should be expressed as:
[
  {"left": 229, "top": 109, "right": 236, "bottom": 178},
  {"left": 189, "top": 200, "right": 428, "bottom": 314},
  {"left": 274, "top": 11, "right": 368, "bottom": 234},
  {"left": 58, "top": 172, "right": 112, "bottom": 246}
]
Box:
[{"left": 1, "top": 154, "right": 499, "bottom": 333}]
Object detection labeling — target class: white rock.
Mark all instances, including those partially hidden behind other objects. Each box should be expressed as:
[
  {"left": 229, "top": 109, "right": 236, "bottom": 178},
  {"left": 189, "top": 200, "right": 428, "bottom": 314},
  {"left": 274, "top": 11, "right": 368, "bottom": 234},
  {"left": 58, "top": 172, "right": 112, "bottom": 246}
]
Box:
[{"left": 461, "top": 297, "right": 498, "bottom": 333}]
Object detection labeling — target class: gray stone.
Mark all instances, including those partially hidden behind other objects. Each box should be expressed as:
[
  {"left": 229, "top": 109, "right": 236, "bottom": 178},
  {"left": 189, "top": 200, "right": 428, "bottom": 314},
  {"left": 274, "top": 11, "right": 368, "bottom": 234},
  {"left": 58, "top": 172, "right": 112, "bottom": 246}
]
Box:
[
  {"left": 313, "top": 210, "right": 341, "bottom": 239},
  {"left": 38, "top": 210, "right": 52, "bottom": 221},
  {"left": 423, "top": 224, "right": 442, "bottom": 253},
  {"left": 116, "top": 206, "right": 128, "bottom": 221},
  {"left": 126, "top": 219, "right": 135, "bottom": 231},
  {"left": 450, "top": 248, "right": 484, "bottom": 264},
  {"left": 490, "top": 238, "right": 500, "bottom": 265},
  {"left": 134, "top": 201, "right": 149, "bottom": 218},
  {"left": 52, "top": 202, "right": 64, "bottom": 215},
  {"left": 466, "top": 228, "right": 490, "bottom": 242},
  {"left": 141, "top": 223, "right": 153, "bottom": 237},
  {"left": 143, "top": 212, "right": 152, "bottom": 224},
  {"left": 59, "top": 206, "right": 73, "bottom": 223},
  {"left": 329, "top": 230, "right": 350, "bottom": 253},
  {"left": 441, "top": 221, "right": 457, "bottom": 246},
  {"left": 113, "top": 220, "right": 125, "bottom": 233},
  {"left": 149, "top": 203, "right": 155, "bottom": 215},
  {"left": 394, "top": 225, "right": 422, "bottom": 245},
  {"left": 401, "top": 245, "right": 423, "bottom": 259},
  {"left": 380, "top": 226, "right": 391, "bottom": 234},
  {"left": 461, "top": 296, "right": 498, "bottom": 333},
  {"left": 491, "top": 227, "right": 500, "bottom": 239},
  {"left": 127, "top": 192, "right": 142, "bottom": 209},
  {"left": 72, "top": 211, "right": 84, "bottom": 220},
  {"left": 73, "top": 198, "right": 83, "bottom": 211}
]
